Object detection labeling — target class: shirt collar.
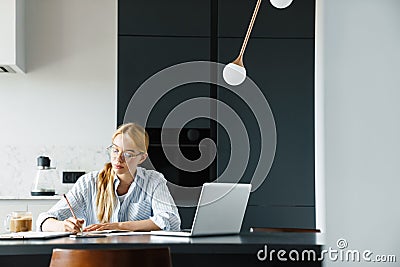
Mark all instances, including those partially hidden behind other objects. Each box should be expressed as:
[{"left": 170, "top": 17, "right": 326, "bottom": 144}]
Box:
[
  {"left": 135, "top": 166, "right": 144, "bottom": 180},
  {"left": 113, "top": 167, "right": 144, "bottom": 186}
]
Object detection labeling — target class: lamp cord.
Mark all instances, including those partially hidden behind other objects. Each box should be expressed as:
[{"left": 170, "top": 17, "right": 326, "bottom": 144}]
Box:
[{"left": 239, "top": 0, "right": 262, "bottom": 57}]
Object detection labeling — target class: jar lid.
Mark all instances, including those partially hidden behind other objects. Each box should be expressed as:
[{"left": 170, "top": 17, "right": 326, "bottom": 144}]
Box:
[{"left": 37, "top": 156, "right": 51, "bottom": 167}]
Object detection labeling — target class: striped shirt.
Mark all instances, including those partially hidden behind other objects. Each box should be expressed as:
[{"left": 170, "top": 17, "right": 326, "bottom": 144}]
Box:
[{"left": 36, "top": 167, "right": 181, "bottom": 231}]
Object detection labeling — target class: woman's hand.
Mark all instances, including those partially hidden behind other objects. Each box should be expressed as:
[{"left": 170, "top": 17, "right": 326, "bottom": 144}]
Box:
[
  {"left": 60, "top": 217, "right": 85, "bottom": 233},
  {"left": 84, "top": 222, "right": 122, "bottom": 232},
  {"left": 42, "top": 217, "right": 84, "bottom": 233}
]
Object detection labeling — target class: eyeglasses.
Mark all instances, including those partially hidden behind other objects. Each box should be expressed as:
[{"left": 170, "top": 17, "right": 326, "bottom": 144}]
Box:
[{"left": 106, "top": 145, "right": 144, "bottom": 161}]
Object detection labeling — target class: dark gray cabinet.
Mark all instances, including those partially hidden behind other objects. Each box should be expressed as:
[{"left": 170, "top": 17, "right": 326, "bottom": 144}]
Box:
[
  {"left": 118, "top": 36, "right": 211, "bottom": 127},
  {"left": 118, "top": 35, "right": 213, "bottom": 228},
  {"left": 218, "top": 0, "right": 315, "bottom": 38},
  {"left": 118, "top": 0, "right": 316, "bottom": 230},
  {"left": 218, "top": 38, "right": 315, "bottom": 207},
  {"left": 216, "top": 0, "right": 315, "bottom": 230}
]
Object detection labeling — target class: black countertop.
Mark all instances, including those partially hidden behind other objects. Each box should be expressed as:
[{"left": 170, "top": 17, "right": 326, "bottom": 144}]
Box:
[{"left": 0, "top": 232, "right": 324, "bottom": 255}]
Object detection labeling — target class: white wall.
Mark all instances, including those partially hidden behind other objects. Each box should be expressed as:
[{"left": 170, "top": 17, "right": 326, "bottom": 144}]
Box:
[
  {"left": 0, "top": 0, "right": 116, "bottom": 197},
  {"left": 323, "top": 0, "right": 400, "bottom": 266}
]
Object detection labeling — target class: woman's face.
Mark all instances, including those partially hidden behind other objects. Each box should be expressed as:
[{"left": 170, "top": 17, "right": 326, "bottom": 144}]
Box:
[{"left": 110, "top": 133, "right": 147, "bottom": 177}]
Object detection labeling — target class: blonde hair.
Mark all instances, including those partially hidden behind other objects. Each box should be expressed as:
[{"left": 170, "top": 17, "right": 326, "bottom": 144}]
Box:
[{"left": 96, "top": 123, "right": 149, "bottom": 223}]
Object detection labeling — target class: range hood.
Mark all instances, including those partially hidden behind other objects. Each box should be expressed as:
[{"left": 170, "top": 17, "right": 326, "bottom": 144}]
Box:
[{"left": 0, "top": 0, "right": 25, "bottom": 73}]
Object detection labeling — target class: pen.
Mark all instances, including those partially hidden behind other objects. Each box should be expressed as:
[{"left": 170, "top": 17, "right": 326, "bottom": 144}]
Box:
[
  {"left": 63, "top": 194, "right": 82, "bottom": 232},
  {"left": 63, "top": 194, "right": 77, "bottom": 219}
]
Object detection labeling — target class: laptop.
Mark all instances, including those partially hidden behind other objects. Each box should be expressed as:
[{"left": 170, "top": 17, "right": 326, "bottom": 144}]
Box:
[{"left": 151, "top": 182, "right": 251, "bottom": 237}]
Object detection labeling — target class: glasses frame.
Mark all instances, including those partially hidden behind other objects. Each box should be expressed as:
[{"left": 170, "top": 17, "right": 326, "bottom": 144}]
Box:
[{"left": 106, "top": 144, "right": 144, "bottom": 161}]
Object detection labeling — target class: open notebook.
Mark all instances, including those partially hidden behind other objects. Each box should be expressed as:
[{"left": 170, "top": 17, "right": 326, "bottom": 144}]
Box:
[
  {"left": 69, "top": 230, "right": 151, "bottom": 238},
  {"left": 0, "top": 231, "right": 71, "bottom": 240}
]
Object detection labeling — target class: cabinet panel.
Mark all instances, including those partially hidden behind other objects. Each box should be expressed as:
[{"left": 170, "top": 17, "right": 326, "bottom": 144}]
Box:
[
  {"left": 218, "top": 38, "right": 315, "bottom": 88},
  {"left": 218, "top": 0, "right": 315, "bottom": 38},
  {"left": 241, "top": 205, "right": 315, "bottom": 231},
  {"left": 217, "top": 38, "right": 314, "bottom": 206},
  {"left": 119, "top": 0, "right": 211, "bottom": 37},
  {"left": 118, "top": 36, "right": 211, "bottom": 128}
]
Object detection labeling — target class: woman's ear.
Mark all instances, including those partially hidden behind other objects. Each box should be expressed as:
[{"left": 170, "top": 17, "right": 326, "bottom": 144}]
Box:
[{"left": 138, "top": 153, "right": 148, "bottom": 165}]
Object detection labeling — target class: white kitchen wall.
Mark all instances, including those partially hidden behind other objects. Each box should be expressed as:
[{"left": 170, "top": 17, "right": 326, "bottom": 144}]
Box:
[
  {"left": 322, "top": 0, "right": 400, "bottom": 266},
  {"left": 0, "top": 0, "right": 116, "bottom": 197}
]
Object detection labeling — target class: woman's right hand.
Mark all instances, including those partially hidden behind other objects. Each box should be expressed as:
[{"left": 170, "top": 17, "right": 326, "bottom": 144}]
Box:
[{"left": 60, "top": 217, "right": 85, "bottom": 233}]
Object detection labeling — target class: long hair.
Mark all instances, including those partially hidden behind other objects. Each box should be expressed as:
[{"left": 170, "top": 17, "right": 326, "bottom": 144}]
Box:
[{"left": 96, "top": 123, "right": 149, "bottom": 223}]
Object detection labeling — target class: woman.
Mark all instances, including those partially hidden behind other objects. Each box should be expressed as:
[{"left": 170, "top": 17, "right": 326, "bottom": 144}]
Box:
[{"left": 37, "top": 123, "right": 181, "bottom": 233}]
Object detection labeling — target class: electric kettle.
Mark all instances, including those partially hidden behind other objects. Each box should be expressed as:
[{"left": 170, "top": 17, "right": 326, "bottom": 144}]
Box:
[{"left": 31, "top": 156, "right": 58, "bottom": 196}]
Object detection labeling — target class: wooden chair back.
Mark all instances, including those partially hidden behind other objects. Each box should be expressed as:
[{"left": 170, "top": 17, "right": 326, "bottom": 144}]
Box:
[{"left": 49, "top": 247, "right": 172, "bottom": 267}]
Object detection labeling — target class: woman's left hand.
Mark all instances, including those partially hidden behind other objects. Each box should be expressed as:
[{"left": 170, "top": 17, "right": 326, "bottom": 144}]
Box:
[{"left": 83, "top": 222, "right": 122, "bottom": 232}]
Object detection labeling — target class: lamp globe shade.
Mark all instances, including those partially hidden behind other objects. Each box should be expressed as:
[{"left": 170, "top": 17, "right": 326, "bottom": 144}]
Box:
[
  {"left": 223, "top": 63, "right": 247, "bottom": 86},
  {"left": 270, "top": 0, "right": 293, "bottom": 9}
]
